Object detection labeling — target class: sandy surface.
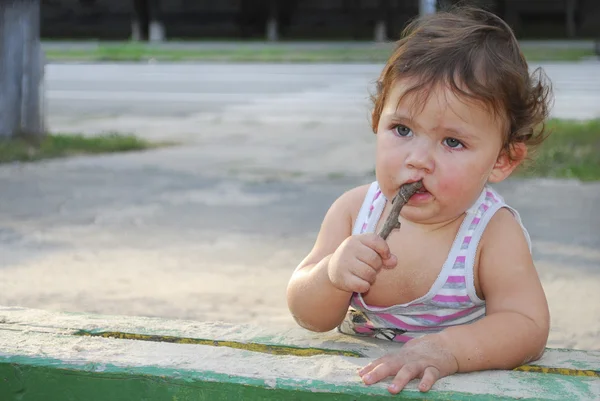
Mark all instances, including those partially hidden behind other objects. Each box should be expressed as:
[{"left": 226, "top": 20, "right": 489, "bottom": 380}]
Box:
[{"left": 1, "top": 231, "right": 599, "bottom": 351}]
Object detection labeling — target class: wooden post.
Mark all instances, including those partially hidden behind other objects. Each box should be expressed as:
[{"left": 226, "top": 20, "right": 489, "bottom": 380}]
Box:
[
  {"left": 419, "top": 0, "right": 436, "bottom": 16},
  {"left": 148, "top": 0, "right": 165, "bottom": 42},
  {"left": 374, "top": 0, "right": 388, "bottom": 42},
  {"left": 0, "top": 0, "right": 43, "bottom": 140},
  {"left": 20, "top": 0, "right": 44, "bottom": 138},
  {"left": 0, "top": 1, "right": 25, "bottom": 139},
  {"left": 132, "top": 0, "right": 150, "bottom": 41},
  {"left": 266, "top": 0, "right": 279, "bottom": 41}
]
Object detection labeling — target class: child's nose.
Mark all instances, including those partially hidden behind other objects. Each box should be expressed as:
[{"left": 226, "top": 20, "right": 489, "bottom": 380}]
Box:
[{"left": 404, "top": 140, "right": 435, "bottom": 173}]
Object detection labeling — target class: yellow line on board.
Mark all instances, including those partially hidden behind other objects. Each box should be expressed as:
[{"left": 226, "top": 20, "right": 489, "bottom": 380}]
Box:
[
  {"left": 514, "top": 365, "right": 600, "bottom": 378},
  {"left": 73, "top": 331, "right": 600, "bottom": 375},
  {"left": 74, "top": 330, "right": 365, "bottom": 358}
]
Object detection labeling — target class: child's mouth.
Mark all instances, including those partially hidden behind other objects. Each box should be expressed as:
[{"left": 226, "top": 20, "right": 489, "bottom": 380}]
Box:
[
  {"left": 413, "top": 183, "right": 429, "bottom": 194},
  {"left": 407, "top": 183, "right": 431, "bottom": 201}
]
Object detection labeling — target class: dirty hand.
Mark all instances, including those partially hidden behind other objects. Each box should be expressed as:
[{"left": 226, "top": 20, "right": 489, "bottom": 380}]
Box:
[
  {"left": 359, "top": 336, "right": 459, "bottom": 393},
  {"left": 327, "top": 233, "right": 397, "bottom": 293}
]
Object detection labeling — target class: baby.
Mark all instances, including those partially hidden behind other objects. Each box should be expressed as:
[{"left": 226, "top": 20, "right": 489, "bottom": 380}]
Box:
[{"left": 286, "top": 6, "right": 552, "bottom": 394}]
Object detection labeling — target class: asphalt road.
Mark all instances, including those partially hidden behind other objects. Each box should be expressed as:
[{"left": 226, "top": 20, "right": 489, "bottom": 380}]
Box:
[{"left": 46, "top": 62, "right": 600, "bottom": 121}]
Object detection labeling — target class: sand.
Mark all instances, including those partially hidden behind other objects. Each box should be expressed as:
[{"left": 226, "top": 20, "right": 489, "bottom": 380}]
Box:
[{"left": 0, "top": 228, "right": 598, "bottom": 351}]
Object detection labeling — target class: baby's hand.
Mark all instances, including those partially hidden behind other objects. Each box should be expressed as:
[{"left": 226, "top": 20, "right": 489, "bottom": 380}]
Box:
[
  {"left": 327, "top": 233, "right": 397, "bottom": 293},
  {"left": 359, "top": 336, "right": 459, "bottom": 394}
]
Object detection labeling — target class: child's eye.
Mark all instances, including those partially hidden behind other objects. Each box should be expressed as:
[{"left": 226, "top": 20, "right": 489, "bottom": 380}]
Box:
[
  {"left": 394, "top": 125, "right": 413, "bottom": 137},
  {"left": 444, "top": 137, "right": 464, "bottom": 149}
]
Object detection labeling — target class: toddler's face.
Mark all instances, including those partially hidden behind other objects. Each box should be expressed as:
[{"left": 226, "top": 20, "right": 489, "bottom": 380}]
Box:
[{"left": 375, "top": 78, "right": 507, "bottom": 225}]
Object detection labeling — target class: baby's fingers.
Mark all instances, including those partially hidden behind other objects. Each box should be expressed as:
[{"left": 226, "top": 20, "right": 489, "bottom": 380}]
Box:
[
  {"left": 359, "top": 358, "right": 399, "bottom": 386},
  {"left": 382, "top": 254, "right": 397, "bottom": 268},
  {"left": 388, "top": 363, "right": 423, "bottom": 394},
  {"left": 359, "top": 234, "right": 392, "bottom": 260},
  {"left": 346, "top": 275, "right": 371, "bottom": 294},
  {"left": 418, "top": 366, "right": 441, "bottom": 392}
]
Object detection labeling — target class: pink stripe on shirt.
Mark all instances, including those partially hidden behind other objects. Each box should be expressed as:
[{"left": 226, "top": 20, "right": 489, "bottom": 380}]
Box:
[
  {"left": 446, "top": 275, "right": 466, "bottom": 283},
  {"left": 393, "top": 334, "right": 416, "bottom": 343}
]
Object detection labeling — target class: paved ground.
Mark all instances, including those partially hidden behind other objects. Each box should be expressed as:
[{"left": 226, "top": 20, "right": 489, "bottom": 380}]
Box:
[
  {"left": 1, "top": 62, "right": 599, "bottom": 350},
  {"left": 46, "top": 62, "right": 600, "bottom": 134}
]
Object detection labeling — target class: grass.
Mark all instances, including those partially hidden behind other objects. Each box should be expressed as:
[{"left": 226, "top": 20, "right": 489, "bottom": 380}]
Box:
[
  {"left": 520, "top": 48, "right": 595, "bottom": 62},
  {"left": 518, "top": 119, "right": 600, "bottom": 181},
  {"left": 44, "top": 43, "right": 596, "bottom": 63},
  {"left": 0, "top": 132, "right": 157, "bottom": 164},
  {"left": 1, "top": 120, "right": 597, "bottom": 181},
  {"left": 45, "top": 44, "right": 394, "bottom": 63}
]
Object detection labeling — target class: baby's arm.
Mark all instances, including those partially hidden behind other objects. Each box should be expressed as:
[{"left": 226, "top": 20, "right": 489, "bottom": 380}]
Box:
[
  {"left": 438, "top": 208, "right": 550, "bottom": 370},
  {"left": 287, "top": 185, "right": 396, "bottom": 332},
  {"left": 360, "top": 208, "right": 550, "bottom": 393},
  {"left": 286, "top": 187, "right": 361, "bottom": 332}
]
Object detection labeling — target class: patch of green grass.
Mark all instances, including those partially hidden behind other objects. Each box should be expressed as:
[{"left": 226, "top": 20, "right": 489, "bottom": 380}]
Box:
[
  {"left": 0, "top": 132, "right": 158, "bottom": 164},
  {"left": 520, "top": 48, "right": 595, "bottom": 62},
  {"left": 46, "top": 45, "right": 394, "bottom": 63},
  {"left": 518, "top": 119, "right": 600, "bottom": 181},
  {"left": 45, "top": 43, "right": 596, "bottom": 63}
]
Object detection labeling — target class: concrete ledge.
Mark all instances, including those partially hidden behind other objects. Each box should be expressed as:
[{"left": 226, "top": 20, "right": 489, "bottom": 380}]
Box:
[{"left": 0, "top": 307, "right": 599, "bottom": 400}]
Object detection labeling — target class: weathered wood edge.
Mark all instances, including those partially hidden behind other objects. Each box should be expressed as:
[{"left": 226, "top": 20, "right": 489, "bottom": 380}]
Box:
[{"left": 0, "top": 307, "right": 598, "bottom": 401}]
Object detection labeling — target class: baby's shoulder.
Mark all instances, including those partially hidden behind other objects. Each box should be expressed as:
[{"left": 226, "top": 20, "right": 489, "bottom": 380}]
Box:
[
  {"left": 480, "top": 206, "right": 530, "bottom": 252},
  {"left": 331, "top": 184, "right": 372, "bottom": 224}
]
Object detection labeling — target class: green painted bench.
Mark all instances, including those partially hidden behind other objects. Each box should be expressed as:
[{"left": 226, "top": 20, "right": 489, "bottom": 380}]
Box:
[{"left": 0, "top": 306, "right": 598, "bottom": 400}]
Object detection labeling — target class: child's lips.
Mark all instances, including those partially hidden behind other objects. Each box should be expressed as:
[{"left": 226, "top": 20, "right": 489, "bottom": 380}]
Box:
[
  {"left": 409, "top": 190, "right": 432, "bottom": 202},
  {"left": 402, "top": 182, "right": 431, "bottom": 202}
]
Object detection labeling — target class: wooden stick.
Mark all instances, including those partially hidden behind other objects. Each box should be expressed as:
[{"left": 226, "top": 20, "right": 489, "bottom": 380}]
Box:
[{"left": 378, "top": 181, "right": 423, "bottom": 240}]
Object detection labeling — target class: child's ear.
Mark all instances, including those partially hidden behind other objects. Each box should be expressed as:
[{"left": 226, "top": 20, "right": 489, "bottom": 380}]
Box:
[{"left": 488, "top": 142, "right": 527, "bottom": 183}]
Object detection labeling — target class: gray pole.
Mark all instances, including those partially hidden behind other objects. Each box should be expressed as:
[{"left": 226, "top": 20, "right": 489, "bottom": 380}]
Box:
[
  {"left": 0, "top": 1, "right": 26, "bottom": 139},
  {"left": 419, "top": 0, "right": 436, "bottom": 16},
  {"left": 0, "top": 0, "right": 43, "bottom": 140},
  {"left": 266, "top": 0, "right": 279, "bottom": 41},
  {"left": 149, "top": 0, "right": 165, "bottom": 42},
  {"left": 21, "top": 0, "right": 44, "bottom": 138},
  {"left": 374, "top": 0, "right": 388, "bottom": 42}
]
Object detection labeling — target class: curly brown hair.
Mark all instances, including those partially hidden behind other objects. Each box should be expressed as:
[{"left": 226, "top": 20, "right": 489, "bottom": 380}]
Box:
[{"left": 371, "top": 7, "right": 553, "bottom": 160}]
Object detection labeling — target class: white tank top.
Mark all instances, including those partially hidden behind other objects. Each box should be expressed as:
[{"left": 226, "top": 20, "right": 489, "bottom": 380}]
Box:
[{"left": 338, "top": 182, "right": 531, "bottom": 342}]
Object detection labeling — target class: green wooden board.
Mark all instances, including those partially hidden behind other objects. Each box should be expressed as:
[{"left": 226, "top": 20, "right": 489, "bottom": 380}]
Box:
[{"left": 1, "top": 307, "right": 599, "bottom": 400}]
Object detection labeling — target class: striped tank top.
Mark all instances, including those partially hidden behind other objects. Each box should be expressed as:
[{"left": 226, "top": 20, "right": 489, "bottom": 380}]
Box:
[{"left": 337, "top": 182, "right": 531, "bottom": 343}]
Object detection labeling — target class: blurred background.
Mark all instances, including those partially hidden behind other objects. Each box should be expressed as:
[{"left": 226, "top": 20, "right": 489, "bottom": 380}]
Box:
[
  {"left": 0, "top": 0, "right": 599, "bottom": 351},
  {"left": 39, "top": 0, "right": 600, "bottom": 41}
]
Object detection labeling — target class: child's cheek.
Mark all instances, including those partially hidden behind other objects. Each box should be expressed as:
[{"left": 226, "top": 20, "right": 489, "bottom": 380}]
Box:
[
  {"left": 378, "top": 151, "right": 401, "bottom": 177},
  {"left": 437, "top": 171, "right": 471, "bottom": 199}
]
